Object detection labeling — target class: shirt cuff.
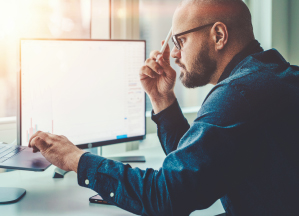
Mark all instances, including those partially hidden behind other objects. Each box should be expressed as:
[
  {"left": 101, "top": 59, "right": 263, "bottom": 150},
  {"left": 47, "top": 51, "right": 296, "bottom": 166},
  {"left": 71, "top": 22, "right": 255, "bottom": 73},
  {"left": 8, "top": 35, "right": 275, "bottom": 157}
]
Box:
[
  {"left": 77, "top": 152, "right": 106, "bottom": 189},
  {"left": 151, "top": 99, "right": 186, "bottom": 128},
  {"left": 77, "top": 152, "right": 139, "bottom": 207}
]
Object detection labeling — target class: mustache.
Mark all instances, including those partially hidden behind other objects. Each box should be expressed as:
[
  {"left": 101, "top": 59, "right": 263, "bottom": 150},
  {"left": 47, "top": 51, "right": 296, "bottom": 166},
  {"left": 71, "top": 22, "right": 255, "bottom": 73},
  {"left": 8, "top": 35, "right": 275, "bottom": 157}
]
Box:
[{"left": 175, "top": 59, "right": 187, "bottom": 70}]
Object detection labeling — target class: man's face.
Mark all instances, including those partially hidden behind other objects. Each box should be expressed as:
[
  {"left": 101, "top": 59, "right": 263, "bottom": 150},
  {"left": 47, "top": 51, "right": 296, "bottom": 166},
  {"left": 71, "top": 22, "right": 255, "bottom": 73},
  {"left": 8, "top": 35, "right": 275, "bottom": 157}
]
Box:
[
  {"left": 175, "top": 40, "right": 217, "bottom": 88},
  {"left": 171, "top": 6, "right": 217, "bottom": 88}
]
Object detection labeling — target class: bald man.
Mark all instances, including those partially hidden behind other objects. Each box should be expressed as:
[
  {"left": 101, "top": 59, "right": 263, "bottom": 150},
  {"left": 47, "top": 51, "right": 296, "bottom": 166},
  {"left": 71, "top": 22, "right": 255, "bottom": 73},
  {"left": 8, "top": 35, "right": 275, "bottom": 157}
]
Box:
[{"left": 29, "top": 0, "right": 299, "bottom": 215}]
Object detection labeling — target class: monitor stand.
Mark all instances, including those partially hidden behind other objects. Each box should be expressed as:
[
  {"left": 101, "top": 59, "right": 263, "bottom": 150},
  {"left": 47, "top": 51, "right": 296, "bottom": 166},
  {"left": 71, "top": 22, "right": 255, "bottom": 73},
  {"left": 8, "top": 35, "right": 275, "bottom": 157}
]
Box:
[
  {"left": 53, "top": 167, "right": 69, "bottom": 178},
  {"left": 53, "top": 147, "right": 146, "bottom": 178},
  {"left": 106, "top": 155, "right": 146, "bottom": 163},
  {"left": 0, "top": 187, "right": 26, "bottom": 204}
]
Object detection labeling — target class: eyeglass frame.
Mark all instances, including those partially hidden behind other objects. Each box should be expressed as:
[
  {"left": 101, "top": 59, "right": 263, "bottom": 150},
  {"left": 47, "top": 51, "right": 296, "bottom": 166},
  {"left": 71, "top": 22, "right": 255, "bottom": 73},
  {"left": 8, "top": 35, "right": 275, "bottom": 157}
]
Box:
[{"left": 172, "top": 23, "right": 216, "bottom": 50}]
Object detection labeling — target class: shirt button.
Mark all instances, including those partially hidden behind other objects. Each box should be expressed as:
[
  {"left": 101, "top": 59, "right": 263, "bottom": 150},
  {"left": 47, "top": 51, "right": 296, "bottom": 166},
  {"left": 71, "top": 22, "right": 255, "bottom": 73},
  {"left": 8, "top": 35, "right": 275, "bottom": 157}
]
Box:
[
  {"left": 110, "top": 192, "right": 114, "bottom": 198},
  {"left": 85, "top": 179, "right": 89, "bottom": 185}
]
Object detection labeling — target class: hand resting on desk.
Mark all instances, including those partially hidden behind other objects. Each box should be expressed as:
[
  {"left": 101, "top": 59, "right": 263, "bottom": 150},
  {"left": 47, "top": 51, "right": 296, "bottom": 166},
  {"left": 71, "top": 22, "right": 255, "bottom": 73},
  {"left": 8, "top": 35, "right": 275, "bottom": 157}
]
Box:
[{"left": 29, "top": 131, "right": 85, "bottom": 173}]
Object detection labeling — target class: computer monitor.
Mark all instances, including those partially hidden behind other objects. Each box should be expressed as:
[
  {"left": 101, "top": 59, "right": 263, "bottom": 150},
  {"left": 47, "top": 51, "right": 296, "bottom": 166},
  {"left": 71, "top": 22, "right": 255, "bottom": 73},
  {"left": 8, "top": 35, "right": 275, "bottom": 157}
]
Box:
[{"left": 18, "top": 39, "right": 146, "bottom": 150}]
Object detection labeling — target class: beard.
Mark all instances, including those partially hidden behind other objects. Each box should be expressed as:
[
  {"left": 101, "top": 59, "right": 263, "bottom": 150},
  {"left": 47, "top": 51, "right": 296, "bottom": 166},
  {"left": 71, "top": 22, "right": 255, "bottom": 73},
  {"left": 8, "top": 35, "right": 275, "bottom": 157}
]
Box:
[{"left": 176, "top": 43, "right": 217, "bottom": 88}]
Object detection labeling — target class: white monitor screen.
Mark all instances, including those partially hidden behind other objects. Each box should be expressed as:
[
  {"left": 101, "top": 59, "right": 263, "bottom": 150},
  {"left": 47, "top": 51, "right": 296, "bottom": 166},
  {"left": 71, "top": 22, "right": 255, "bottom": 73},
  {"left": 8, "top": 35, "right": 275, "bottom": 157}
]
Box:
[{"left": 20, "top": 39, "right": 146, "bottom": 147}]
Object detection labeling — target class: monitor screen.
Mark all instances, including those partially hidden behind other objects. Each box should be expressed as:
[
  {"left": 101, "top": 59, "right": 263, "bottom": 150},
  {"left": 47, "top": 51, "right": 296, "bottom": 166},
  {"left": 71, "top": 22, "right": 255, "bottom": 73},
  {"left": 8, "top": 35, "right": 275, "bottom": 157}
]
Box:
[{"left": 19, "top": 39, "right": 146, "bottom": 148}]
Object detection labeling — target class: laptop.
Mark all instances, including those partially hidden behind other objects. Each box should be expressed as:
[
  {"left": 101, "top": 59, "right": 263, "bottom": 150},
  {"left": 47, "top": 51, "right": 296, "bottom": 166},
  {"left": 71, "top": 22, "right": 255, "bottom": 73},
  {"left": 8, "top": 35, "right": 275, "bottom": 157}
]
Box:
[{"left": 0, "top": 144, "right": 51, "bottom": 171}]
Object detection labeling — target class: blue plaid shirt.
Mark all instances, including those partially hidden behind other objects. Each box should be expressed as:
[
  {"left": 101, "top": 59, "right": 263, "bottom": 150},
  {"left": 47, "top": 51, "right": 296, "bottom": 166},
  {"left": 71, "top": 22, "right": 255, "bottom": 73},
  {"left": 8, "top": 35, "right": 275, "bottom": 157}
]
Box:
[{"left": 78, "top": 40, "right": 299, "bottom": 216}]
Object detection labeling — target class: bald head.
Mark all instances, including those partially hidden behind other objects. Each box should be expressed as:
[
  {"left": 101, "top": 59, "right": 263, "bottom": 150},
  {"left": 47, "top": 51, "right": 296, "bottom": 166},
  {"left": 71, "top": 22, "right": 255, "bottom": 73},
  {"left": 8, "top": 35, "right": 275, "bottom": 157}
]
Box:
[
  {"left": 171, "top": 0, "right": 256, "bottom": 87},
  {"left": 174, "top": 0, "right": 254, "bottom": 43}
]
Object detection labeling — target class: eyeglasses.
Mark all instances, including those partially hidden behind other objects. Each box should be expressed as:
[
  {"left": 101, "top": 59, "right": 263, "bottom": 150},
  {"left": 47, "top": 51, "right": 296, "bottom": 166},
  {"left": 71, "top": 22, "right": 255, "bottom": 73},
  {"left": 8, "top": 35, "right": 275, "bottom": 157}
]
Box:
[{"left": 172, "top": 23, "right": 215, "bottom": 50}]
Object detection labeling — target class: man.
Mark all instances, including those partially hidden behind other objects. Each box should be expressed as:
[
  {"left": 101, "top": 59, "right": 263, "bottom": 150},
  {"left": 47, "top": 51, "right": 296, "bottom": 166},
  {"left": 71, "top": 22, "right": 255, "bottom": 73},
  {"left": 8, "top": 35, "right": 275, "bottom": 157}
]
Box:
[{"left": 29, "top": 0, "right": 299, "bottom": 215}]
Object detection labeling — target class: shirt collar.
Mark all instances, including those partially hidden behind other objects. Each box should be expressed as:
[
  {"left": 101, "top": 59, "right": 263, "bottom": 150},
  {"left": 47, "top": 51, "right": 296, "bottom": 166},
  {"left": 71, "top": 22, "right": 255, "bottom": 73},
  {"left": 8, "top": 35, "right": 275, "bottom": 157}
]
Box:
[{"left": 217, "top": 40, "right": 264, "bottom": 84}]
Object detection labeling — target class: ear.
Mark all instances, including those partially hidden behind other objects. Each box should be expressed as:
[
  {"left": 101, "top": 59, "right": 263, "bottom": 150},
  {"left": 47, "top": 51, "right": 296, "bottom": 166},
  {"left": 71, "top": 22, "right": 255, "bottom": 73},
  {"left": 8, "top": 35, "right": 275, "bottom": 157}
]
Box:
[{"left": 211, "top": 22, "right": 228, "bottom": 51}]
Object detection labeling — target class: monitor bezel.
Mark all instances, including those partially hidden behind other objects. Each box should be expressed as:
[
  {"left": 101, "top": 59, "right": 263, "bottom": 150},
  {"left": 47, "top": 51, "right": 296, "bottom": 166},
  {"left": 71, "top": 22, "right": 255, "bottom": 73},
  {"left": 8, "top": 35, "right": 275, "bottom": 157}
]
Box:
[{"left": 18, "top": 38, "right": 147, "bottom": 149}]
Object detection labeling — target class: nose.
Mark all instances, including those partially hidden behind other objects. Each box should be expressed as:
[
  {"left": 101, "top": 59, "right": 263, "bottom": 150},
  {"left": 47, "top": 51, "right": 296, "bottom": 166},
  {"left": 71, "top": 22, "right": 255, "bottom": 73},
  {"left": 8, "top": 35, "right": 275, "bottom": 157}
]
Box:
[{"left": 171, "top": 46, "right": 181, "bottom": 59}]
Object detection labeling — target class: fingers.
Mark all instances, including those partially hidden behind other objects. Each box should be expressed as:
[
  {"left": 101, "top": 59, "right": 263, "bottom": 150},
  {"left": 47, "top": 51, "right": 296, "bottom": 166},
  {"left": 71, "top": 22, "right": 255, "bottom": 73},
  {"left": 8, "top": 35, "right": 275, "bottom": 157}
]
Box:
[
  {"left": 149, "top": 40, "right": 171, "bottom": 61},
  {"left": 29, "top": 131, "right": 51, "bottom": 152},
  {"left": 156, "top": 55, "right": 176, "bottom": 78},
  {"left": 149, "top": 50, "right": 161, "bottom": 60},
  {"left": 139, "top": 65, "right": 157, "bottom": 79},
  {"left": 28, "top": 131, "right": 42, "bottom": 147},
  {"left": 32, "top": 144, "right": 40, "bottom": 153},
  {"left": 30, "top": 136, "right": 47, "bottom": 152},
  {"left": 140, "top": 57, "right": 165, "bottom": 79},
  {"left": 161, "top": 40, "right": 171, "bottom": 62},
  {"left": 143, "top": 42, "right": 172, "bottom": 79},
  {"left": 145, "top": 58, "right": 164, "bottom": 75}
]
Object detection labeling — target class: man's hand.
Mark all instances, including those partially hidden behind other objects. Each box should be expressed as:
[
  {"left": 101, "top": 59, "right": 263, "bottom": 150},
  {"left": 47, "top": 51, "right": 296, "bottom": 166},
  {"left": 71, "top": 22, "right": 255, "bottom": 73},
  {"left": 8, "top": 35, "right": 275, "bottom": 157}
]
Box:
[
  {"left": 29, "top": 131, "right": 85, "bottom": 173},
  {"left": 140, "top": 41, "right": 177, "bottom": 113}
]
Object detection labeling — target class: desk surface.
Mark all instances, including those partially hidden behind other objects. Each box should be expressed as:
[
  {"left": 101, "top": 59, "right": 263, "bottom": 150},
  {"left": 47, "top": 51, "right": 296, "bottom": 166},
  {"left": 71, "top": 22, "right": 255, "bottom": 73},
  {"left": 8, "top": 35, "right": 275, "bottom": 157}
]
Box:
[{"left": 0, "top": 134, "right": 225, "bottom": 216}]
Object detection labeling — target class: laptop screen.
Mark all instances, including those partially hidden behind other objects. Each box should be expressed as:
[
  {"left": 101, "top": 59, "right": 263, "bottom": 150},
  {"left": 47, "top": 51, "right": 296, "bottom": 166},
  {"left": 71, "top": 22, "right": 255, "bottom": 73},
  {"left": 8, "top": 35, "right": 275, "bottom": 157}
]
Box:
[{"left": 20, "top": 39, "right": 146, "bottom": 147}]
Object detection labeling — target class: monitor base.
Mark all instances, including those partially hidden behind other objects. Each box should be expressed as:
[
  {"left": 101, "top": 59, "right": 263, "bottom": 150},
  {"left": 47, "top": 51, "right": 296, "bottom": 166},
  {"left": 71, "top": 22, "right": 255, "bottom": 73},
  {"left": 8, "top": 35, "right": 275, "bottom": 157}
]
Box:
[
  {"left": 107, "top": 156, "right": 146, "bottom": 163},
  {"left": 53, "top": 167, "right": 69, "bottom": 178},
  {"left": 0, "top": 187, "right": 26, "bottom": 204}
]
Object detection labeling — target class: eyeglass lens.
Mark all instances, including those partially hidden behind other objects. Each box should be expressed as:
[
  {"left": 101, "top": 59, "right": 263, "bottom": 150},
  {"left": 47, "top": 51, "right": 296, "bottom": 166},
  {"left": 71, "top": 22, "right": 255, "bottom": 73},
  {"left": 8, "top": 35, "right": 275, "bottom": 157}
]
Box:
[{"left": 172, "top": 36, "right": 181, "bottom": 50}]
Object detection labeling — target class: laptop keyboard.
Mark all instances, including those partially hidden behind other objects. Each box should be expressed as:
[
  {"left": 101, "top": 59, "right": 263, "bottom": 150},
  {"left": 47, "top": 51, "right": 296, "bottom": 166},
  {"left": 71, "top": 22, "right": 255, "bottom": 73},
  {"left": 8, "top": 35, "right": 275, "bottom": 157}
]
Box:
[{"left": 0, "top": 145, "right": 26, "bottom": 163}]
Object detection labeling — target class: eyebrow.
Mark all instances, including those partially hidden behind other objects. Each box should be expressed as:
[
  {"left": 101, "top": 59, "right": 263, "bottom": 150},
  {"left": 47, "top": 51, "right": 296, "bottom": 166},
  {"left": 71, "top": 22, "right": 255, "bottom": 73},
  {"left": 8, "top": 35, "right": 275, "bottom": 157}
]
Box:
[{"left": 174, "top": 23, "right": 215, "bottom": 37}]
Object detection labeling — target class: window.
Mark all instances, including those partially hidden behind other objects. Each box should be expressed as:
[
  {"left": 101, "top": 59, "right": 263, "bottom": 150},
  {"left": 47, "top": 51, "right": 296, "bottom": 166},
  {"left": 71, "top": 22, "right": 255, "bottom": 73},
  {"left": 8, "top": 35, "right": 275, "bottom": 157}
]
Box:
[{"left": 0, "top": 0, "right": 91, "bottom": 118}]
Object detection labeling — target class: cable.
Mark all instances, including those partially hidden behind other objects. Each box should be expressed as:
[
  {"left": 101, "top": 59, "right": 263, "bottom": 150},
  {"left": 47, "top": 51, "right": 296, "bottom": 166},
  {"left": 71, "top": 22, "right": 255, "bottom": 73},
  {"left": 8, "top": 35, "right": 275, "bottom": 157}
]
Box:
[
  {"left": 10, "top": 139, "right": 16, "bottom": 145},
  {"left": 0, "top": 139, "right": 16, "bottom": 145}
]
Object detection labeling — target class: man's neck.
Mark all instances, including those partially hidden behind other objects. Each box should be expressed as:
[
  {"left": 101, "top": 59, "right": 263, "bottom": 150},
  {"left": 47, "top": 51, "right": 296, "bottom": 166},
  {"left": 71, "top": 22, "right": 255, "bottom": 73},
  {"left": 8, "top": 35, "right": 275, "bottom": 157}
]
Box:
[
  {"left": 211, "top": 39, "right": 259, "bottom": 85},
  {"left": 210, "top": 48, "right": 239, "bottom": 85}
]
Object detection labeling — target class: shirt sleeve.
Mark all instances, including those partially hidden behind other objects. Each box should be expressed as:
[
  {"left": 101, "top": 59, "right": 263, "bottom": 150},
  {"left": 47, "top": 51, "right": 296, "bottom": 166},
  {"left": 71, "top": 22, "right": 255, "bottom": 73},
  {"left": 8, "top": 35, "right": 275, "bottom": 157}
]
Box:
[
  {"left": 77, "top": 84, "right": 256, "bottom": 216},
  {"left": 151, "top": 99, "right": 190, "bottom": 155}
]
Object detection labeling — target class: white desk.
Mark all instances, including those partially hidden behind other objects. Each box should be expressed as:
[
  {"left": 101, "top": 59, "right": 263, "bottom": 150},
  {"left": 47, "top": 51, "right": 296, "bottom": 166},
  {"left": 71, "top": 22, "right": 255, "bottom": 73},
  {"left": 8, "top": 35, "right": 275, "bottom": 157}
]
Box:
[{"left": 0, "top": 134, "right": 225, "bottom": 216}]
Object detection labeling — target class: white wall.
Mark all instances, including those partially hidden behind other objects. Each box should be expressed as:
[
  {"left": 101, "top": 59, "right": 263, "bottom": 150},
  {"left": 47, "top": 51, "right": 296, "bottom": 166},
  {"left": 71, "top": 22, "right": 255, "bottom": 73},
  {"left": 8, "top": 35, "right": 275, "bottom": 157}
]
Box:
[
  {"left": 0, "top": 117, "right": 16, "bottom": 144},
  {"left": 91, "top": 0, "right": 110, "bottom": 39},
  {"left": 272, "top": 0, "right": 289, "bottom": 59},
  {"left": 247, "top": 0, "right": 299, "bottom": 65},
  {"left": 248, "top": 0, "right": 272, "bottom": 50},
  {"left": 289, "top": 0, "right": 299, "bottom": 65}
]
